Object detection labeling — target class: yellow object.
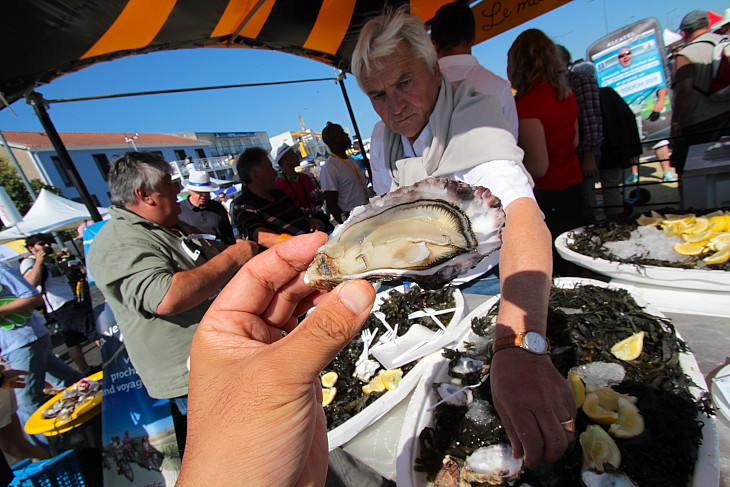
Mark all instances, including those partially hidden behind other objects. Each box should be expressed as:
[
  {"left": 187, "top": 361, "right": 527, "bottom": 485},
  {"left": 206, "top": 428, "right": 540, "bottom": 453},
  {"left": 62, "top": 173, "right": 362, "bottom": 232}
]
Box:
[
  {"left": 25, "top": 371, "right": 103, "bottom": 436},
  {"left": 608, "top": 397, "right": 645, "bottom": 439},
  {"left": 321, "top": 371, "right": 338, "bottom": 388},
  {"left": 662, "top": 224, "right": 678, "bottom": 236},
  {"left": 703, "top": 248, "right": 730, "bottom": 265},
  {"left": 673, "top": 243, "right": 705, "bottom": 256},
  {"left": 568, "top": 372, "right": 586, "bottom": 408},
  {"left": 708, "top": 221, "right": 727, "bottom": 233},
  {"left": 582, "top": 392, "right": 619, "bottom": 426},
  {"left": 650, "top": 210, "right": 665, "bottom": 220},
  {"left": 381, "top": 368, "right": 403, "bottom": 391},
  {"left": 277, "top": 233, "right": 293, "bottom": 243},
  {"left": 362, "top": 373, "right": 386, "bottom": 394},
  {"left": 662, "top": 214, "right": 695, "bottom": 225},
  {"left": 686, "top": 217, "right": 709, "bottom": 234},
  {"left": 682, "top": 230, "right": 713, "bottom": 243},
  {"left": 636, "top": 215, "right": 662, "bottom": 226},
  {"left": 580, "top": 424, "right": 622, "bottom": 471},
  {"left": 585, "top": 386, "right": 637, "bottom": 410},
  {"left": 610, "top": 331, "right": 645, "bottom": 361},
  {"left": 711, "top": 233, "right": 730, "bottom": 245},
  {"left": 322, "top": 387, "right": 337, "bottom": 406}
]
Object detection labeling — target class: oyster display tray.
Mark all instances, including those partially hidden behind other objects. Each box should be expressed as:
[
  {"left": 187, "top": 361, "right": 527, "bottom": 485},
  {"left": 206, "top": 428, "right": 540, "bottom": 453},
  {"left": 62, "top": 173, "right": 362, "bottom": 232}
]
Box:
[
  {"left": 327, "top": 286, "right": 466, "bottom": 450},
  {"left": 395, "top": 279, "right": 719, "bottom": 487},
  {"left": 555, "top": 229, "right": 730, "bottom": 292}
]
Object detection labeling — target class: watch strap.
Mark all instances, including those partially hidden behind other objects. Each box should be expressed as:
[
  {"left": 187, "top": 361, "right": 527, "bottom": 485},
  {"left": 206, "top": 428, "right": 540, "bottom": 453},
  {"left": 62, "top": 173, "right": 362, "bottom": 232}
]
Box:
[{"left": 493, "top": 332, "right": 550, "bottom": 355}]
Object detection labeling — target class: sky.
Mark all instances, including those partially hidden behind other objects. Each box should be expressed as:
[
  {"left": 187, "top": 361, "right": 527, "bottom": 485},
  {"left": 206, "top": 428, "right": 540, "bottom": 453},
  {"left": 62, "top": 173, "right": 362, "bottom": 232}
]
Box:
[{"left": 1, "top": 0, "right": 728, "bottom": 145}]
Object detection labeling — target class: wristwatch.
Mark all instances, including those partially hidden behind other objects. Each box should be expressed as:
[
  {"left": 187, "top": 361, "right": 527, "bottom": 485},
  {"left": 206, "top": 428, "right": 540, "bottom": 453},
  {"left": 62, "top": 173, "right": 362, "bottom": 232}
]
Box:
[{"left": 493, "top": 331, "right": 551, "bottom": 355}]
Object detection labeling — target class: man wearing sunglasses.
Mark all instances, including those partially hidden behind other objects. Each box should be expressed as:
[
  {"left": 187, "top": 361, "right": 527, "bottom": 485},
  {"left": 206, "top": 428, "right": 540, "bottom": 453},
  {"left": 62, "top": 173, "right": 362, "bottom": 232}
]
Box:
[{"left": 618, "top": 48, "right": 632, "bottom": 68}]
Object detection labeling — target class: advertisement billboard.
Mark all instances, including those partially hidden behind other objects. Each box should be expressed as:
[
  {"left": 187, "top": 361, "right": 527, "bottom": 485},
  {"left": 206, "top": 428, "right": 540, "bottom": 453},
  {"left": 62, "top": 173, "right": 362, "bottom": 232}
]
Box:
[{"left": 587, "top": 18, "right": 672, "bottom": 141}]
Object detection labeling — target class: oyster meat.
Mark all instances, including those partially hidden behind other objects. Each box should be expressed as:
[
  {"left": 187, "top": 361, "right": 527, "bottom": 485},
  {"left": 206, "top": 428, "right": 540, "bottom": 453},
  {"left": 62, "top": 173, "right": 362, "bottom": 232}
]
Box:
[{"left": 305, "top": 178, "right": 505, "bottom": 291}]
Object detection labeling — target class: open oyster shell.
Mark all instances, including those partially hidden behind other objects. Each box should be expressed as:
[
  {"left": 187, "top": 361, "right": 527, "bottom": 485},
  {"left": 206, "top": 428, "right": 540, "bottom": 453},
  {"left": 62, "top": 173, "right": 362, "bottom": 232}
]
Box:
[{"left": 305, "top": 178, "right": 505, "bottom": 291}]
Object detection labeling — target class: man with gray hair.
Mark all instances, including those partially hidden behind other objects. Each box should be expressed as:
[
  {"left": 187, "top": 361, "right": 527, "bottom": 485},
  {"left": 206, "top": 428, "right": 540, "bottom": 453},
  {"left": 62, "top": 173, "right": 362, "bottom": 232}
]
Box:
[
  {"left": 671, "top": 10, "right": 730, "bottom": 174},
  {"left": 87, "top": 151, "right": 256, "bottom": 455},
  {"left": 352, "top": 9, "right": 574, "bottom": 467}
]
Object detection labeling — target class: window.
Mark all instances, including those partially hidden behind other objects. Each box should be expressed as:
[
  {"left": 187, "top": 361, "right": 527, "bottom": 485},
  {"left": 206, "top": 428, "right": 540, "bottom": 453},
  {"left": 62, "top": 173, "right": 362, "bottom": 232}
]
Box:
[
  {"left": 50, "top": 156, "right": 72, "bottom": 187},
  {"left": 195, "top": 149, "right": 206, "bottom": 158},
  {"left": 174, "top": 150, "right": 187, "bottom": 160},
  {"left": 92, "top": 154, "right": 110, "bottom": 181}
]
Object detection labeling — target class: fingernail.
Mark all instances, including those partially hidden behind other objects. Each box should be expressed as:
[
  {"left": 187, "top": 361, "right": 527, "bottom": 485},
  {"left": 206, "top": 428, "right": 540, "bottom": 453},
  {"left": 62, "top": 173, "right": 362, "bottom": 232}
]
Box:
[{"left": 339, "top": 281, "right": 371, "bottom": 314}]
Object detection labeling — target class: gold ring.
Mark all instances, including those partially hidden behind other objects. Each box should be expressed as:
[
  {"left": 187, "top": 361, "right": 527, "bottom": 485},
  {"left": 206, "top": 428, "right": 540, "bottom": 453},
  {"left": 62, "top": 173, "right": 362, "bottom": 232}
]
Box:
[{"left": 560, "top": 419, "right": 575, "bottom": 433}]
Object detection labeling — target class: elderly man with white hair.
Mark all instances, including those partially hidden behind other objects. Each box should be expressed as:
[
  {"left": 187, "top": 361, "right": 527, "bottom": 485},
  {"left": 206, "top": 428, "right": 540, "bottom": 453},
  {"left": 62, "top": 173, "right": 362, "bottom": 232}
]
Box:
[{"left": 352, "top": 8, "right": 574, "bottom": 467}]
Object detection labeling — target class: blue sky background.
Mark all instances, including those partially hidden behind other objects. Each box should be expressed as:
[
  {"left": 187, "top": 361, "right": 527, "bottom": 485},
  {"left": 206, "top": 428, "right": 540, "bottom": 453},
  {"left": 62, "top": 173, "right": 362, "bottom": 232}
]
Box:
[{"left": 0, "top": 0, "right": 728, "bottom": 144}]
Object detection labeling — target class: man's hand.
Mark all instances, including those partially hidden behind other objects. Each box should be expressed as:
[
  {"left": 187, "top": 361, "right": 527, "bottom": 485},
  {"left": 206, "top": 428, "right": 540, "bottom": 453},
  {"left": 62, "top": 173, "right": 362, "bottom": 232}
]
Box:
[
  {"left": 581, "top": 152, "right": 599, "bottom": 179},
  {"left": 177, "top": 233, "right": 375, "bottom": 487},
  {"left": 222, "top": 239, "right": 258, "bottom": 267},
  {"left": 490, "top": 349, "right": 576, "bottom": 468},
  {"left": 0, "top": 369, "right": 29, "bottom": 389}
]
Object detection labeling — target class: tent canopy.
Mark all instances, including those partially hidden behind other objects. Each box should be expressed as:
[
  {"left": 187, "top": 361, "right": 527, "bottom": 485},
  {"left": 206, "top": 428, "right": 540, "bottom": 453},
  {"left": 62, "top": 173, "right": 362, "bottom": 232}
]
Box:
[
  {"left": 0, "top": 189, "right": 109, "bottom": 243},
  {"left": 0, "top": 0, "right": 571, "bottom": 108}
]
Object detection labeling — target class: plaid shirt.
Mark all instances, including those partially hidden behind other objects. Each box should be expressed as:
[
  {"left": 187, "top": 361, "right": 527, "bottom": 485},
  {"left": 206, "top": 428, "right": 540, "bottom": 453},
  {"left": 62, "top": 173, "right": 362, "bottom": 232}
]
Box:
[
  {"left": 231, "top": 188, "right": 309, "bottom": 249},
  {"left": 567, "top": 71, "right": 603, "bottom": 158}
]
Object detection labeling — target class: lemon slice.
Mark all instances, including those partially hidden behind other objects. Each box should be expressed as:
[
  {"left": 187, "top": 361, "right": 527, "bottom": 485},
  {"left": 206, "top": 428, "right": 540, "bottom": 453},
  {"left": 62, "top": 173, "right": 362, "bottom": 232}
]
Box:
[
  {"left": 568, "top": 372, "right": 586, "bottom": 408},
  {"left": 580, "top": 424, "right": 621, "bottom": 471},
  {"left": 608, "top": 397, "right": 645, "bottom": 439},
  {"left": 587, "top": 386, "right": 637, "bottom": 410},
  {"left": 636, "top": 215, "right": 662, "bottom": 226},
  {"left": 362, "top": 373, "right": 386, "bottom": 394},
  {"left": 582, "top": 392, "right": 619, "bottom": 426},
  {"left": 610, "top": 331, "right": 645, "bottom": 361},
  {"left": 381, "top": 368, "right": 404, "bottom": 391},
  {"left": 703, "top": 248, "right": 730, "bottom": 265},
  {"left": 709, "top": 221, "right": 727, "bottom": 233},
  {"left": 321, "top": 371, "right": 339, "bottom": 388},
  {"left": 650, "top": 210, "right": 665, "bottom": 219},
  {"left": 682, "top": 231, "right": 713, "bottom": 243},
  {"left": 711, "top": 233, "right": 730, "bottom": 245},
  {"left": 686, "top": 217, "right": 709, "bottom": 234},
  {"left": 662, "top": 214, "right": 695, "bottom": 225},
  {"left": 673, "top": 243, "right": 705, "bottom": 256},
  {"left": 662, "top": 224, "right": 678, "bottom": 236},
  {"left": 322, "top": 387, "right": 336, "bottom": 406},
  {"left": 704, "top": 210, "right": 726, "bottom": 219}
]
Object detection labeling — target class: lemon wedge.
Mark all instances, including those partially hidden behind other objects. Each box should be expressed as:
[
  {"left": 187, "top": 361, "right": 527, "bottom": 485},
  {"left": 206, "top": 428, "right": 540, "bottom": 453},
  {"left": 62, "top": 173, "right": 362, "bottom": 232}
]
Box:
[
  {"left": 381, "top": 368, "right": 404, "bottom": 391},
  {"left": 673, "top": 243, "right": 705, "bottom": 256},
  {"left": 709, "top": 221, "right": 727, "bottom": 233},
  {"left": 582, "top": 392, "right": 619, "bottom": 426},
  {"left": 686, "top": 217, "right": 709, "bottom": 234},
  {"left": 662, "top": 214, "right": 695, "bottom": 225},
  {"left": 703, "top": 248, "right": 730, "bottom": 265},
  {"left": 608, "top": 397, "right": 645, "bottom": 439},
  {"left": 711, "top": 233, "right": 730, "bottom": 245},
  {"left": 321, "top": 371, "right": 339, "bottom": 388},
  {"left": 650, "top": 210, "right": 665, "bottom": 219},
  {"left": 682, "top": 231, "right": 714, "bottom": 243},
  {"left": 568, "top": 372, "right": 586, "bottom": 408},
  {"left": 610, "top": 331, "right": 645, "bottom": 361},
  {"left": 662, "top": 224, "right": 678, "bottom": 236},
  {"left": 322, "top": 387, "right": 337, "bottom": 406},
  {"left": 636, "top": 215, "right": 662, "bottom": 226},
  {"left": 580, "top": 424, "right": 621, "bottom": 471},
  {"left": 362, "top": 373, "right": 386, "bottom": 394}
]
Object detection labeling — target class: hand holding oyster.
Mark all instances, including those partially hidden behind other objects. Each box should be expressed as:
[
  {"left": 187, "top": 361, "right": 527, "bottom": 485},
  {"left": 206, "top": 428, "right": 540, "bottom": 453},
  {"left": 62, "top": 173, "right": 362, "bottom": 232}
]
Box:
[{"left": 305, "top": 178, "right": 505, "bottom": 291}]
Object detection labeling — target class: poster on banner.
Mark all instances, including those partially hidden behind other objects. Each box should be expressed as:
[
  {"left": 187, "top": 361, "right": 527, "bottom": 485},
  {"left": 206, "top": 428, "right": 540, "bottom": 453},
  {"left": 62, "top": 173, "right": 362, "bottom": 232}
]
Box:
[
  {"left": 587, "top": 18, "right": 673, "bottom": 141},
  {"left": 97, "top": 303, "right": 181, "bottom": 487}
]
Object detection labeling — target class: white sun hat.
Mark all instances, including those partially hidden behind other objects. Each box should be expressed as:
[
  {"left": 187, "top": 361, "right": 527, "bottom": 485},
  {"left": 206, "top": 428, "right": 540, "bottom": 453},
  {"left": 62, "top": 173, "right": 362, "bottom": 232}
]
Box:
[
  {"left": 185, "top": 171, "right": 220, "bottom": 193},
  {"left": 272, "top": 143, "right": 300, "bottom": 166}
]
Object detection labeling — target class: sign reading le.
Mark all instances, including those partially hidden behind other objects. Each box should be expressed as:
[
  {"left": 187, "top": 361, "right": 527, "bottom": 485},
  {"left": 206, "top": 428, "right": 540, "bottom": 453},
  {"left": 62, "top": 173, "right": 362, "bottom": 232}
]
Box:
[{"left": 473, "top": 0, "right": 572, "bottom": 44}]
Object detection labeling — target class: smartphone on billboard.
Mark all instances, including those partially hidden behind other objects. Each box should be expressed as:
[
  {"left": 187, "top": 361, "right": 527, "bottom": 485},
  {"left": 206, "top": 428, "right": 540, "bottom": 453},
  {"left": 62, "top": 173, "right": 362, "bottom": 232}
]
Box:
[{"left": 587, "top": 18, "right": 672, "bottom": 142}]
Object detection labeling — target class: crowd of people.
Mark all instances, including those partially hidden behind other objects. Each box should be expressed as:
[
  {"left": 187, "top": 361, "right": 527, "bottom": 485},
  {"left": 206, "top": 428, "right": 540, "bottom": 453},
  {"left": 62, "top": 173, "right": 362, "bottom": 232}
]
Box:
[{"left": 1, "top": 3, "right": 729, "bottom": 486}]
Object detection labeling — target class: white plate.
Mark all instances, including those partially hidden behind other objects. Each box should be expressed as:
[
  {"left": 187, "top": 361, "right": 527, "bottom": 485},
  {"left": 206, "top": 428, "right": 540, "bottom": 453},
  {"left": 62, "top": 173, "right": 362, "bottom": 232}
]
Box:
[
  {"left": 397, "top": 278, "right": 719, "bottom": 487},
  {"left": 327, "top": 285, "right": 464, "bottom": 450},
  {"left": 555, "top": 229, "right": 730, "bottom": 291}
]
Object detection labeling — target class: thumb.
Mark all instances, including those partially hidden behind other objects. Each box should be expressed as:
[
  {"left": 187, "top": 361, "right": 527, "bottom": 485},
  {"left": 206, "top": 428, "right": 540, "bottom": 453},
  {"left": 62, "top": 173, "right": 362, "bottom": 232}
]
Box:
[{"left": 282, "top": 280, "right": 375, "bottom": 377}]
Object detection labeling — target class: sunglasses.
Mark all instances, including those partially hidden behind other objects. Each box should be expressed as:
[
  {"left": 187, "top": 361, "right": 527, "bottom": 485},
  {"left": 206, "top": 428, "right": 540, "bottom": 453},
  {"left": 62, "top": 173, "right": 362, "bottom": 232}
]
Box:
[{"left": 619, "top": 51, "right": 632, "bottom": 58}]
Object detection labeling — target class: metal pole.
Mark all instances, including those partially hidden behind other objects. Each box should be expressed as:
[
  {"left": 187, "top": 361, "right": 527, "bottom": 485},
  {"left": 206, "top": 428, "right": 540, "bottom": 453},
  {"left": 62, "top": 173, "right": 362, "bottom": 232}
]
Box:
[
  {"left": 0, "top": 131, "right": 37, "bottom": 199},
  {"left": 26, "top": 92, "right": 102, "bottom": 222},
  {"left": 337, "top": 72, "right": 372, "bottom": 178}
]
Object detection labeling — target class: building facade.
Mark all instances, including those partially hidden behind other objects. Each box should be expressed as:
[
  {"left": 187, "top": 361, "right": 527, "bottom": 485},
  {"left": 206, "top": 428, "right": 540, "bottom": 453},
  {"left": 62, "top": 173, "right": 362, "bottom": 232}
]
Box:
[{"left": 0, "top": 131, "right": 217, "bottom": 206}]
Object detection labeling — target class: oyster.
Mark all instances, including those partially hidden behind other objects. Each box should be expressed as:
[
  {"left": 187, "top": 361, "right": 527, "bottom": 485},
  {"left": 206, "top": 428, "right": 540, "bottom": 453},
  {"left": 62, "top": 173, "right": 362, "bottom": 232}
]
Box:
[
  {"left": 461, "top": 444, "right": 523, "bottom": 485},
  {"left": 581, "top": 468, "right": 638, "bottom": 486},
  {"left": 305, "top": 178, "right": 504, "bottom": 291}
]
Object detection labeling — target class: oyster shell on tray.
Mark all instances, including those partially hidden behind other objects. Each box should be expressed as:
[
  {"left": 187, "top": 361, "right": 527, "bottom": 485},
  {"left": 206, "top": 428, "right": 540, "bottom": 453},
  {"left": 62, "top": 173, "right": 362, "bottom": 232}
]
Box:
[{"left": 305, "top": 178, "right": 505, "bottom": 292}]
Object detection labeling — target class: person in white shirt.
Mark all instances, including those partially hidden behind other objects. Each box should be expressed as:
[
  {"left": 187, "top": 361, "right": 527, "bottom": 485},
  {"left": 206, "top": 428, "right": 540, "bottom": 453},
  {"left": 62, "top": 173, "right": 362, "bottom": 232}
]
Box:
[
  {"left": 319, "top": 122, "right": 370, "bottom": 223},
  {"left": 430, "top": 0, "right": 519, "bottom": 139},
  {"left": 351, "top": 8, "right": 574, "bottom": 469}
]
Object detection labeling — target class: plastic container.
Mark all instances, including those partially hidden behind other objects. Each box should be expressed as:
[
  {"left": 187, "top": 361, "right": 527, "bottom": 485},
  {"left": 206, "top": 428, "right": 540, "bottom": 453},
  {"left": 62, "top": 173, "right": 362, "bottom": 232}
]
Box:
[{"left": 9, "top": 450, "right": 86, "bottom": 487}]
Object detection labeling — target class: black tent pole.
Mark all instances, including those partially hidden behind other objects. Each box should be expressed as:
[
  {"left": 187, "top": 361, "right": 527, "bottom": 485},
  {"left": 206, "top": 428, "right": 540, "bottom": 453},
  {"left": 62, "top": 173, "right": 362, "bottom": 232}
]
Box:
[
  {"left": 27, "top": 92, "right": 103, "bottom": 222},
  {"left": 336, "top": 72, "right": 371, "bottom": 178}
]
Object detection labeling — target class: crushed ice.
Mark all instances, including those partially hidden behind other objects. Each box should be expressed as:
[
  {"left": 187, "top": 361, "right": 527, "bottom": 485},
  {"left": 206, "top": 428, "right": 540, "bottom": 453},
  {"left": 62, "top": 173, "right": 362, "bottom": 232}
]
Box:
[
  {"left": 604, "top": 226, "right": 686, "bottom": 263},
  {"left": 570, "top": 362, "right": 625, "bottom": 387}
]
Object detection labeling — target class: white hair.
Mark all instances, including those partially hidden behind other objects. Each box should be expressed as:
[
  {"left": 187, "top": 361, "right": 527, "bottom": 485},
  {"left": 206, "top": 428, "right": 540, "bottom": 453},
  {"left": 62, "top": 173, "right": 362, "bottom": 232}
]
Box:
[{"left": 351, "top": 7, "right": 437, "bottom": 90}]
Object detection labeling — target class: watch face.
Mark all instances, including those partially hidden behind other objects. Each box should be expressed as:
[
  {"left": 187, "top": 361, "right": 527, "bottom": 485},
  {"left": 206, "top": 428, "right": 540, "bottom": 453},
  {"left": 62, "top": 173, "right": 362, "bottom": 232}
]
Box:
[{"left": 523, "top": 332, "right": 548, "bottom": 353}]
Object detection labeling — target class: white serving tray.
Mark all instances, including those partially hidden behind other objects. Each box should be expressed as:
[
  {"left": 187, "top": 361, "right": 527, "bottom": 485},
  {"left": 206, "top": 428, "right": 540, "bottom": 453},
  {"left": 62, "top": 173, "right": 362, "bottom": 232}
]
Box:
[
  {"left": 327, "top": 285, "right": 465, "bottom": 450},
  {"left": 396, "top": 278, "right": 718, "bottom": 487},
  {"left": 555, "top": 229, "right": 730, "bottom": 292}
]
